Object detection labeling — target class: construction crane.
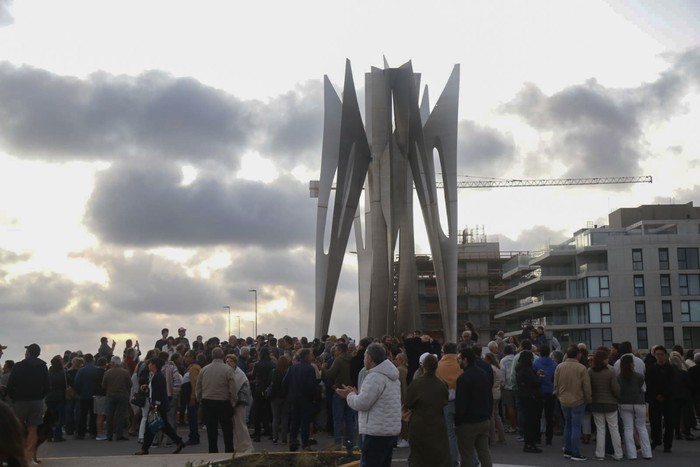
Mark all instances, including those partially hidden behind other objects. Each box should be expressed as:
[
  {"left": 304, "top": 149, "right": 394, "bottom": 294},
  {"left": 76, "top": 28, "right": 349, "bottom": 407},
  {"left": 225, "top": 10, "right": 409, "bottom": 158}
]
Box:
[{"left": 309, "top": 175, "right": 652, "bottom": 197}]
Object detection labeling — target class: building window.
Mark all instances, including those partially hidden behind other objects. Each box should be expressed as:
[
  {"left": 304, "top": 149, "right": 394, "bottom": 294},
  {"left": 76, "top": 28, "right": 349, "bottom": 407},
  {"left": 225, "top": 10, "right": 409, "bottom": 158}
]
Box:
[
  {"left": 678, "top": 248, "right": 700, "bottom": 270},
  {"left": 660, "top": 275, "right": 671, "bottom": 296},
  {"left": 632, "top": 249, "right": 643, "bottom": 271},
  {"left": 584, "top": 276, "right": 609, "bottom": 298},
  {"left": 664, "top": 327, "right": 675, "bottom": 349},
  {"left": 591, "top": 328, "right": 613, "bottom": 349},
  {"left": 681, "top": 301, "right": 700, "bottom": 322},
  {"left": 679, "top": 274, "right": 700, "bottom": 296},
  {"left": 662, "top": 301, "right": 673, "bottom": 323},
  {"left": 633, "top": 275, "right": 645, "bottom": 296},
  {"left": 683, "top": 327, "right": 700, "bottom": 349},
  {"left": 589, "top": 303, "right": 611, "bottom": 324},
  {"left": 635, "top": 301, "right": 647, "bottom": 323},
  {"left": 659, "top": 248, "right": 670, "bottom": 270},
  {"left": 637, "top": 327, "right": 649, "bottom": 350}
]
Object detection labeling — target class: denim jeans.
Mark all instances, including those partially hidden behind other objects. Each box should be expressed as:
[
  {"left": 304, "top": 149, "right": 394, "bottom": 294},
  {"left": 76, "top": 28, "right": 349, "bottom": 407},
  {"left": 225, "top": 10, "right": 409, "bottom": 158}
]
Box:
[
  {"left": 332, "top": 392, "right": 356, "bottom": 445},
  {"left": 186, "top": 402, "right": 200, "bottom": 443},
  {"left": 562, "top": 403, "right": 585, "bottom": 456},
  {"left": 443, "top": 400, "right": 459, "bottom": 466}
]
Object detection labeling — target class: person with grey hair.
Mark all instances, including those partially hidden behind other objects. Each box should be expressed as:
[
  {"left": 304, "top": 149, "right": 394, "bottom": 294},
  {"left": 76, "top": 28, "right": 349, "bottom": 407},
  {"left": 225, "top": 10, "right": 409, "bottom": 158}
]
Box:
[
  {"left": 196, "top": 346, "right": 238, "bottom": 453},
  {"left": 102, "top": 354, "right": 132, "bottom": 441},
  {"left": 336, "top": 342, "right": 401, "bottom": 467}
]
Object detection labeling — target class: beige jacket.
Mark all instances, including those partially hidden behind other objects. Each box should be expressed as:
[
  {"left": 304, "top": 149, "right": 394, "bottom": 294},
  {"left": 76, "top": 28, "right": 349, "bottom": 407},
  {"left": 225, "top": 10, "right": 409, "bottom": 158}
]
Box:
[
  {"left": 554, "top": 358, "right": 592, "bottom": 408},
  {"left": 195, "top": 358, "right": 238, "bottom": 404}
]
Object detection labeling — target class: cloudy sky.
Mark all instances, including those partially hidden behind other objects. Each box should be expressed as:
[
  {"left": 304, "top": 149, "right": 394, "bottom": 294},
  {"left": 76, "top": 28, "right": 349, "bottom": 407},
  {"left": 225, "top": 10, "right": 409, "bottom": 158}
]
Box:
[{"left": 0, "top": 0, "right": 699, "bottom": 362}]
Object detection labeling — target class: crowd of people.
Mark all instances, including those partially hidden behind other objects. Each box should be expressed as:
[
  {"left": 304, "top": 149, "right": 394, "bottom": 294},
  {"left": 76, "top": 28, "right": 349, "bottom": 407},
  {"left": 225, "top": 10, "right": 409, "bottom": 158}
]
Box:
[{"left": 1, "top": 322, "right": 700, "bottom": 467}]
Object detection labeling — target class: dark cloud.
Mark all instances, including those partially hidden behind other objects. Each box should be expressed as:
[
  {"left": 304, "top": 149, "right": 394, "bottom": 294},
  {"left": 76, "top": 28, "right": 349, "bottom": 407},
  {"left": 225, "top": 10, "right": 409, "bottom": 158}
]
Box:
[
  {"left": 0, "top": 0, "right": 12, "bottom": 26},
  {"left": 456, "top": 120, "right": 515, "bottom": 174},
  {"left": 257, "top": 80, "right": 324, "bottom": 169},
  {"left": 0, "top": 63, "right": 324, "bottom": 169},
  {"left": 504, "top": 47, "right": 700, "bottom": 179},
  {"left": 495, "top": 225, "right": 569, "bottom": 252},
  {"left": 74, "top": 249, "right": 227, "bottom": 315},
  {"left": 224, "top": 247, "right": 315, "bottom": 293},
  {"left": 0, "top": 65, "right": 252, "bottom": 164},
  {"left": 84, "top": 161, "right": 316, "bottom": 248},
  {"left": 0, "top": 271, "right": 75, "bottom": 315}
]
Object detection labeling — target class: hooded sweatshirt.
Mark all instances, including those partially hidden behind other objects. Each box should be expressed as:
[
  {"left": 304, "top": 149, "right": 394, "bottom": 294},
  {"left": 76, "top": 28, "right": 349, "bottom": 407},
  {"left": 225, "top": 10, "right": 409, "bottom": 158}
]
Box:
[{"left": 347, "top": 358, "right": 401, "bottom": 436}]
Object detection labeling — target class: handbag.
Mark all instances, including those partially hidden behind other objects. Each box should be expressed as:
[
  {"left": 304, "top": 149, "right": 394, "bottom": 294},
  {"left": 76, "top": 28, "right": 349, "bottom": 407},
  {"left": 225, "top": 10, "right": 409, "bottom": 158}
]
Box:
[
  {"left": 64, "top": 371, "right": 76, "bottom": 401},
  {"left": 147, "top": 406, "right": 164, "bottom": 433},
  {"left": 131, "top": 391, "right": 147, "bottom": 408}
]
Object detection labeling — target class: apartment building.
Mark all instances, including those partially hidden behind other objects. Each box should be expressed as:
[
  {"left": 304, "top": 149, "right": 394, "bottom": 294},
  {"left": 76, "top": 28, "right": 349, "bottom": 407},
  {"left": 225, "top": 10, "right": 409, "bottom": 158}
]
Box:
[{"left": 495, "top": 202, "right": 700, "bottom": 351}]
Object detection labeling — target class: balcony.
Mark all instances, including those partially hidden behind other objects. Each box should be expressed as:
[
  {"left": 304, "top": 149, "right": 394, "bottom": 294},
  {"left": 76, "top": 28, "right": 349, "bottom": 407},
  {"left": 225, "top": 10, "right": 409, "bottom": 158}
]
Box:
[
  {"left": 541, "top": 266, "right": 575, "bottom": 276},
  {"left": 578, "top": 263, "right": 608, "bottom": 274},
  {"left": 502, "top": 254, "right": 534, "bottom": 278},
  {"left": 495, "top": 290, "right": 570, "bottom": 319}
]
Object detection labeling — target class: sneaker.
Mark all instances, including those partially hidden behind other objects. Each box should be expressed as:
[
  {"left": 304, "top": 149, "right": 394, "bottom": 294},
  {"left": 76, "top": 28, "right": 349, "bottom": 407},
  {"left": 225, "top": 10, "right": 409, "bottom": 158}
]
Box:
[
  {"left": 571, "top": 454, "right": 587, "bottom": 461},
  {"left": 396, "top": 439, "right": 410, "bottom": 448},
  {"left": 95, "top": 434, "right": 108, "bottom": 441},
  {"left": 564, "top": 452, "right": 573, "bottom": 458}
]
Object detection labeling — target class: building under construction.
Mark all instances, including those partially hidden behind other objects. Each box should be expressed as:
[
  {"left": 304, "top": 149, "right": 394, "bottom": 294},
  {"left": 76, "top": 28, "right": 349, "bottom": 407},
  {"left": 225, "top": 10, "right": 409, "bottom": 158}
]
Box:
[{"left": 405, "top": 227, "right": 522, "bottom": 340}]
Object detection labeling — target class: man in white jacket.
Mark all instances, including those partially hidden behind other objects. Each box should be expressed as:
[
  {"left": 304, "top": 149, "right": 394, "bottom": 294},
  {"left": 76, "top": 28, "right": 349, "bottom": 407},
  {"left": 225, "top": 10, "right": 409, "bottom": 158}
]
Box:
[{"left": 336, "top": 343, "right": 401, "bottom": 467}]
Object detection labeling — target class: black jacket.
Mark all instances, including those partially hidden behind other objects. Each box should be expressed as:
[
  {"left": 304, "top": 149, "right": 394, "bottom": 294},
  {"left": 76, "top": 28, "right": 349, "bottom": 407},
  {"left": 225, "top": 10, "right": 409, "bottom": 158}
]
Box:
[
  {"left": 645, "top": 362, "right": 674, "bottom": 403},
  {"left": 282, "top": 361, "right": 317, "bottom": 404},
  {"left": 149, "top": 371, "right": 169, "bottom": 410},
  {"left": 45, "top": 368, "right": 68, "bottom": 403},
  {"left": 7, "top": 356, "right": 50, "bottom": 402},
  {"left": 455, "top": 363, "right": 491, "bottom": 425},
  {"left": 516, "top": 365, "right": 543, "bottom": 398}
]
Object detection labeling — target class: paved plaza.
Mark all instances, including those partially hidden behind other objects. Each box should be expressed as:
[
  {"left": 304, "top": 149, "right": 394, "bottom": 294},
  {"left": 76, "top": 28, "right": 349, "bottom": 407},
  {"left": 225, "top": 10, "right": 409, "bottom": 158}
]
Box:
[{"left": 36, "top": 427, "right": 700, "bottom": 467}]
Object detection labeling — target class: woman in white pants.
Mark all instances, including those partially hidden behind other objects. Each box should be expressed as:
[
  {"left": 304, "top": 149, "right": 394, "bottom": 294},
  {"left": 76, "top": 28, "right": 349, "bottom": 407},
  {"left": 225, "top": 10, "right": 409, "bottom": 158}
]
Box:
[
  {"left": 226, "top": 354, "right": 254, "bottom": 454},
  {"left": 617, "top": 355, "right": 652, "bottom": 460},
  {"left": 588, "top": 348, "right": 623, "bottom": 461}
]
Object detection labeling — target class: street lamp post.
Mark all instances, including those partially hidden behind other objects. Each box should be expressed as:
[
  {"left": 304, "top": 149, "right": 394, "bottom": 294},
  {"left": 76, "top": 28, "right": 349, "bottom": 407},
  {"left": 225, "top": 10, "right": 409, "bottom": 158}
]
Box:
[
  {"left": 248, "top": 289, "right": 257, "bottom": 337},
  {"left": 223, "top": 306, "right": 231, "bottom": 338},
  {"left": 236, "top": 315, "right": 241, "bottom": 336}
]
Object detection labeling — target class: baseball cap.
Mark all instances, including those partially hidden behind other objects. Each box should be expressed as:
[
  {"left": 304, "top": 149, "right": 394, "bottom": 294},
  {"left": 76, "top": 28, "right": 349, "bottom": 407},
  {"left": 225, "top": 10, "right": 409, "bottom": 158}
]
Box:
[
  {"left": 25, "top": 343, "right": 41, "bottom": 357},
  {"left": 178, "top": 327, "right": 186, "bottom": 332}
]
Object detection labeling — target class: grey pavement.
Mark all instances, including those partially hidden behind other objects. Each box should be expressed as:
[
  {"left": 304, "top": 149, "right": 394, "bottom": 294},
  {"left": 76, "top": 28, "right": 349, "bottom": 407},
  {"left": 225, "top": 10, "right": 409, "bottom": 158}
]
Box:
[{"left": 37, "top": 427, "right": 700, "bottom": 467}]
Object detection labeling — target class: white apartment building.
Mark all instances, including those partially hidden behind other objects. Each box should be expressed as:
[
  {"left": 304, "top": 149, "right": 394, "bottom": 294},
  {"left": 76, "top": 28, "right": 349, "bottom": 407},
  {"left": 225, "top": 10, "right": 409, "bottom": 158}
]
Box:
[{"left": 495, "top": 202, "right": 700, "bottom": 351}]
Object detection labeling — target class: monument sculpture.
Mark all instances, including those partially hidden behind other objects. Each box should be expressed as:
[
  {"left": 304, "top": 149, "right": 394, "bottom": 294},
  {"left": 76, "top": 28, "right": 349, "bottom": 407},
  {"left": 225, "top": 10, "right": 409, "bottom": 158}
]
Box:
[{"left": 314, "top": 59, "right": 460, "bottom": 341}]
